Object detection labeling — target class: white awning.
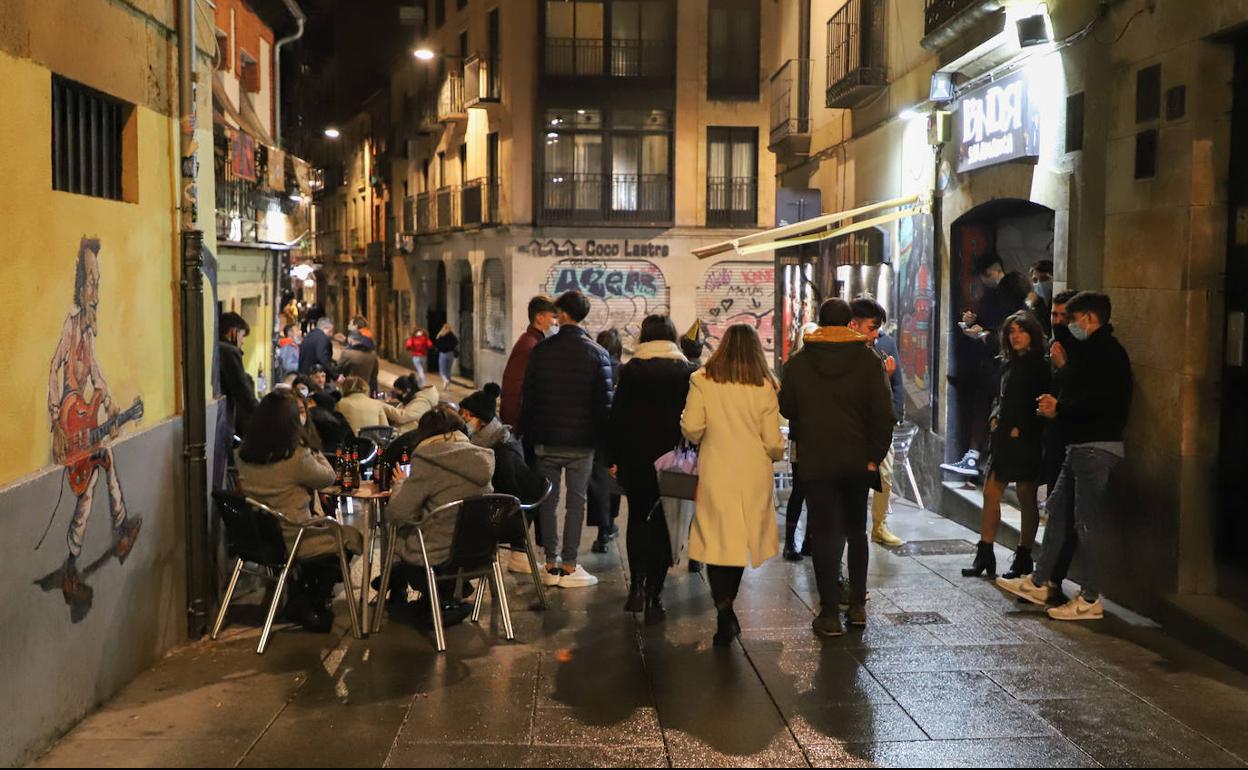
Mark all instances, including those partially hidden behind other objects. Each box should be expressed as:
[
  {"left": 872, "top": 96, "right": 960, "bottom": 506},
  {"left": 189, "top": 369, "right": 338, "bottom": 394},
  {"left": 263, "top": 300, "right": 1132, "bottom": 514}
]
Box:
[{"left": 693, "top": 194, "right": 929, "bottom": 259}]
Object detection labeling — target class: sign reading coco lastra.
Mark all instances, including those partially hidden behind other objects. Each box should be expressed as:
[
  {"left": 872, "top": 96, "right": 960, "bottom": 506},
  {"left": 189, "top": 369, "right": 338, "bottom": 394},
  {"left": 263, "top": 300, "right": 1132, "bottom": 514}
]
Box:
[
  {"left": 518, "top": 238, "right": 671, "bottom": 258},
  {"left": 956, "top": 69, "right": 1041, "bottom": 173}
]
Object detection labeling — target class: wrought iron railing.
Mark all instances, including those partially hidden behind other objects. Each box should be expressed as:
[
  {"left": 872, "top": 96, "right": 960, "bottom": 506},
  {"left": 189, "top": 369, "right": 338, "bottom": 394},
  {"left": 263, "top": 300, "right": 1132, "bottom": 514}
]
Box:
[
  {"left": 416, "top": 192, "right": 433, "bottom": 233},
  {"left": 437, "top": 72, "right": 465, "bottom": 121},
  {"left": 827, "top": 0, "right": 888, "bottom": 109},
  {"left": 464, "top": 54, "right": 502, "bottom": 106},
  {"left": 769, "top": 59, "right": 811, "bottom": 148},
  {"left": 610, "top": 38, "right": 672, "bottom": 77},
  {"left": 403, "top": 196, "right": 415, "bottom": 233},
  {"left": 545, "top": 37, "right": 605, "bottom": 76},
  {"left": 435, "top": 185, "right": 460, "bottom": 230},
  {"left": 706, "top": 177, "right": 758, "bottom": 228},
  {"left": 461, "top": 178, "right": 500, "bottom": 227},
  {"left": 925, "top": 0, "right": 980, "bottom": 36},
  {"left": 541, "top": 172, "right": 672, "bottom": 224}
]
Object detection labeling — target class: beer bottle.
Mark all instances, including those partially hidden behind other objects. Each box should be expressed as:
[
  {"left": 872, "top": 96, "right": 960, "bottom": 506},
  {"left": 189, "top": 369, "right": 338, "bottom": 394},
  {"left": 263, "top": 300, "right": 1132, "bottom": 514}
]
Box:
[
  {"left": 334, "top": 447, "right": 344, "bottom": 486},
  {"left": 342, "top": 454, "right": 355, "bottom": 492}
]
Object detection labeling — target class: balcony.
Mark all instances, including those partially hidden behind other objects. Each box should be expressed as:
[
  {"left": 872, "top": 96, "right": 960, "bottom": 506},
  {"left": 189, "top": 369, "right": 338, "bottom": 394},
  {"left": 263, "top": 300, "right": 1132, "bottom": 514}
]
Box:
[
  {"left": 416, "top": 192, "right": 433, "bottom": 233},
  {"left": 610, "top": 39, "right": 672, "bottom": 78},
  {"left": 540, "top": 172, "right": 672, "bottom": 225},
  {"left": 461, "top": 178, "right": 500, "bottom": 227},
  {"left": 437, "top": 72, "right": 466, "bottom": 123},
  {"left": 545, "top": 37, "right": 605, "bottom": 77},
  {"left": 464, "top": 54, "right": 501, "bottom": 108},
  {"left": 925, "top": 0, "right": 998, "bottom": 39},
  {"left": 769, "top": 59, "right": 812, "bottom": 154},
  {"left": 706, "top": 177, "right": 758, "bottom": 228},
  {"left": 826, "top": 0, "right": 888, "bottom": 110},
  {"left": 435, "top": 185, "right": 460, "bottom": 230},
  {"left": 403, "top": 196, "right": 415, "bottom": 234}
]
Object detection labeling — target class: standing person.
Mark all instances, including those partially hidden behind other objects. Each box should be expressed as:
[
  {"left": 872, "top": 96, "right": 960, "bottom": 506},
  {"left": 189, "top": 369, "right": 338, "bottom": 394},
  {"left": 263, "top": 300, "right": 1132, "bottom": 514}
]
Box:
[
  {"left": 349, "top": 315, "right": 374, "bottom": 341},
  {"left": 849, "top": 297, "right": 906, "bottom": 547},
  {"left": 962, "top": 311, "right": 1051, "bottom": 579},
  {"left": 299, "top": 317, "right": 337, "bottom": 377},
  {"left": 589, "top": 328, "right": 624, "bottom": 553},
  {"left": 783, "top": 322, "right": 819, "bottom": 561},
  {"left": 435, "top": 323, "right": 459, "bottom": 388},
  {"left": 1039, "top": 290, "right": 1081, "bottom": 602},
  {"left": 997, "top": 292, "right": 1132, "bottom": 621},
  {"left": 405, "top": 327, "right": 433, "bottom": 386},
  {"left": 681, "top": 324, "right": 786, "bottom": 647},
  {"left": 680, "top": 319, "right": 708, "bottom": 575},
  {"left": 338, "top": 331, "right": 380, "bottom": 394},
  {"left": 1028, "top": 260, "right": 1055, "bottom": 336},
  {"left": 608, "top": 315, "right": 697, "bottom": 624},
  {"left": 237, "top": 391, "right": 362, "bottom": 632},
  {"left": 778, "top": 299, "right": 895, "bottom": 638},
  {"left": 500, "top": 296, "right": 558, "bottom": 430},
  {"left": 219, "top": 312, "right": 259, "bottom": 439},
  {"left": 276, "top": 324, "right": 303, "bottom": 383},
  {"left": 520, "top": 290, "right": 613, "bottom": 589}
]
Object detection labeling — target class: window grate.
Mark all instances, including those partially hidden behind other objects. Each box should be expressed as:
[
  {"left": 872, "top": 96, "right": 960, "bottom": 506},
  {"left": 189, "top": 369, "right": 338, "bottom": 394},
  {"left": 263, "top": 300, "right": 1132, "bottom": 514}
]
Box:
[{"left": 52, "top": 75, "right": 130, "bottom": 201}]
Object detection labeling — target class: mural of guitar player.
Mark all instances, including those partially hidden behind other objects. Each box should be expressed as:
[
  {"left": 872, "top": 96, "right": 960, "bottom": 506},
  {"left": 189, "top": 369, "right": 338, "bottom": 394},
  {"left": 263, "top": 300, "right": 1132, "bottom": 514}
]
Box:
[{"left": 41, "top": 237, "right": 144, "bottom": 615}]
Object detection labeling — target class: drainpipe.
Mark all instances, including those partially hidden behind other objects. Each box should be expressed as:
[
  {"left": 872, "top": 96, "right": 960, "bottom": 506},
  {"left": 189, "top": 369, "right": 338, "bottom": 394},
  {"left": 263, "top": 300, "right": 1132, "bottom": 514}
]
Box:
[
  {"left": 273, "top": 0, "right": 306, "bottom": 148},
  {"left": 179, "top": 0, "right": 211, "bottom": 640},
  {"left": 798, "top": 0, "right": 811, "bottom": 131}
]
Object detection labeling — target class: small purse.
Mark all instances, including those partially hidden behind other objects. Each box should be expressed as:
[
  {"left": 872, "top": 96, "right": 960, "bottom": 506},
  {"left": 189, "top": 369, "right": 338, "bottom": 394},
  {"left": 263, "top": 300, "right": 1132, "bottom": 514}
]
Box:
[{"left": 655, "top": 441, "right": 699, "bottom": 501}]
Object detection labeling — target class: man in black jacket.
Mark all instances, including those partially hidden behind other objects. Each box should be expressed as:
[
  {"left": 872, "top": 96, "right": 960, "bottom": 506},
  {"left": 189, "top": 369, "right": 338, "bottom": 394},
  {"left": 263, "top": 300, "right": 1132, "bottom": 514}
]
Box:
[
  {"left": 849, "top": 297, "right": 905, "bottom": 547},
  {"left": 780, "top": 298, "right": 895, "bottom": 637},
  {"left": 997, "top": 291, "right": 1132, "bottom": 622},
  {"left": 218, "top": 312, "right": 258, "bottom": 438},
  {"left": 520, "top": 290, "right": 613, "bottom": 589},
  {"left": 299, "top": 317, "right": 337, "bottom": 377}
]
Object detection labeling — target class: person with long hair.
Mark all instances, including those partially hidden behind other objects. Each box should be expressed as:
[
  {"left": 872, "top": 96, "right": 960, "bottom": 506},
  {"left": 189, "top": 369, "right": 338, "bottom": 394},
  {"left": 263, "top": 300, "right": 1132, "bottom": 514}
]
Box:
[
  {"left": 608, "top": 315, "right": 697, "bottom": 624},
  {"left": 237, "top": 391, "right": 362, "bottom": 632},
  {"left": 435, "top": 323, "right": 459, "bottom": 387},
  {"left": 963, "top": 310, "right": 1052, "bottom": 579},
  {"left": 589, "top": 327, "right": 624, "bottom": 553},
  {"left": 390, "top": 374, "right": 439, "bottom": 434},
  {"left": 681, "top": 324, "right": 786, "bottom": 647}
]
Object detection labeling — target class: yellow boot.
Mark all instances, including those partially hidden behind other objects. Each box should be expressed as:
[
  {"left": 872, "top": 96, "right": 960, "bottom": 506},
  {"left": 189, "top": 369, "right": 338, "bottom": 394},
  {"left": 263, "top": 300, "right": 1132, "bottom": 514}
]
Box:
[{"left": 871, "top": 479, "right": 903, "bottom": 546}]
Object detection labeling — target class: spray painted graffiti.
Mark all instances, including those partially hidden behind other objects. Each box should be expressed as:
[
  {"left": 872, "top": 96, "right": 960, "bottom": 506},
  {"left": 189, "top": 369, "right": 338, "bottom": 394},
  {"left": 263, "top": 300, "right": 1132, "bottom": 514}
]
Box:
[
  {"left": 897, "top": 214, "right": 935, "bottom": 427},
  {"left": 36, "top": 237, "right": 145, "bottom": 622},
  {"left": 544, "top": 259, "right": 670, "bottom": 351},
  {"left": 697, "top": 262, "right": 776, "bottom": 358}
]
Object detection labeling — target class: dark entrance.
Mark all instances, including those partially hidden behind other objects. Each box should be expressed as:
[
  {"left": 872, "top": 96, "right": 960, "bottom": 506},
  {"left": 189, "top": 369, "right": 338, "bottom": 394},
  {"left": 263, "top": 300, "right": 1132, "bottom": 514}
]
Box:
[
  {"left": 426, "top": 261, "right": 448, "bottom": 375},
  {"left": 457, "top": 262, "right": 475, "bottom": 381},
  {"left": 945, "top": 199, "right": 1054, "bottom": 468}
]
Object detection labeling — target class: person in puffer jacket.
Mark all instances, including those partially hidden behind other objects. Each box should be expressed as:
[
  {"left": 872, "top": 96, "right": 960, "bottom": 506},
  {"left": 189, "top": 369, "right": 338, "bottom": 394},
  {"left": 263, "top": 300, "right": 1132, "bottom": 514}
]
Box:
[{"left": 520, "top": 290, "right": 613, "bottom": 589}]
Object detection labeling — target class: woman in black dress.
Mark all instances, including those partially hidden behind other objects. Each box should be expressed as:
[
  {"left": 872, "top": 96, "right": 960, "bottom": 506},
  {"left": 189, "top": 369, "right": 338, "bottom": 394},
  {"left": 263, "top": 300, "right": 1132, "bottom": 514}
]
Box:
[{"left": 963, "top": 310, "right": 1051, "bottom": 579}]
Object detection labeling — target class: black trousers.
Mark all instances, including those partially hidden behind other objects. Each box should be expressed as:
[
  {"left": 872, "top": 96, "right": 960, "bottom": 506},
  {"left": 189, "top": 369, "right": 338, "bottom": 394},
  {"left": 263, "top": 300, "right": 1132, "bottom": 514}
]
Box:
[
  {"left": 706, "top": 564, "right": 744, "bottom": 609},
  {"left": 805, "top": 478, "right": 870, "bottom": 609},
  {"left": 785, "top": 462, "right": 807, "bottom": 544},
  {"left": 291, "top": 556, "right": 345, "bottom": 607},
  {"left": 625, "top": 489, "right": 673, "bottom": 595}
]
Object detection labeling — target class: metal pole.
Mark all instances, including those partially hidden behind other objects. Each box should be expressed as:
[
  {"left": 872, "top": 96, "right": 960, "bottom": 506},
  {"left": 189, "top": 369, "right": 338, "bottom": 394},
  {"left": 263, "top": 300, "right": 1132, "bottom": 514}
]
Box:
[{"left": 179, "top": 0, "right": 211, "bottom": 640}]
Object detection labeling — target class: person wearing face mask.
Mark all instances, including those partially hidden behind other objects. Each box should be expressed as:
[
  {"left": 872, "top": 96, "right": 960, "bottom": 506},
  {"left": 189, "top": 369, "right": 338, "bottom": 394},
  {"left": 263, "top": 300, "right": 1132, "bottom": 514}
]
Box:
[
  {"left": 460, "top": 383, "right": 548, "bottom": 574},
  {"left": 1028, "top": 260, "right": 1055, "bottom": 337},
  {"left": 997, "top": 292, "right": 1132, "bottom": 622},
  {"left": 1037, "top": 290, "right": 1081, "bottom": 603},
  {"left": 218, "top": 312, "right": 259, "bottom": 440},
  {"left": 501, "top": 296, "right": 559, "bottom": 432},
  {"left": 849, "top": 297, "right": 905, "bottom": 548}
]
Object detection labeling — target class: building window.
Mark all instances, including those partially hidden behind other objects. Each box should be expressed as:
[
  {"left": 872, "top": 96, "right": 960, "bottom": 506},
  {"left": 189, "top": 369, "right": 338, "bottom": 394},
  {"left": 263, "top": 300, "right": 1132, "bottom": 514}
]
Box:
[
  {"left": 1066, "top": 92, "right": 1085, "bottom": 153},
  {"left": 51, "top": 75, "right": 132, "bottom": 201},
  {"left": 545, "top": 0, "right": 605, "bottom": 75},
  {"left": 1136, "top": 64, "right": 1161, "bottom": 123},
  {"left": 435, "top": 0, "right": 446, "bottom": 28},
  {"left": 706, "top": 127, "right": 758, "bottom": 227},
  {"left": 482, "top": 258, "right": 507, "bottom": 352},
  {"left": 610, "top": 0, "right": 670, "bottom": 77},
  {"left": 708, "top": 0, "right": 760, "bottom": 100}
]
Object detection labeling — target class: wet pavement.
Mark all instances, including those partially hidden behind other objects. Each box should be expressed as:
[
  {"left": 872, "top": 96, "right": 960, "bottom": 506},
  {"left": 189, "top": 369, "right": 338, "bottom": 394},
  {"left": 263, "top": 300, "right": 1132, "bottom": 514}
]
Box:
[{"left": 31, "top": 495, "right": 1248, "bottom": 768}]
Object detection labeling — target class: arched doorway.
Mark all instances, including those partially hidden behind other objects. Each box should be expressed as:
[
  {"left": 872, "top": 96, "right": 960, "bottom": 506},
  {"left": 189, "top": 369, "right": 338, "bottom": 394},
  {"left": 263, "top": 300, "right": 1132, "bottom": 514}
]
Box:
[
  {"left": 945, "top": 199, "right": 1055, "bottom": 468},
  {"left": 457, "top": 261, "right": 475, "bottom": 381},
  {"left": 426, "top": 261, "right": 448, "bottom": 377}
]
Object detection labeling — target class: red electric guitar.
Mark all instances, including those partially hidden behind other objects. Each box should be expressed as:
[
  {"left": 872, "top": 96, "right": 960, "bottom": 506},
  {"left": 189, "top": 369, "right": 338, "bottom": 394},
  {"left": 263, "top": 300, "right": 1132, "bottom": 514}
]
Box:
[{"left": 58, "top": 393, "right": 144, "bottom": 496}]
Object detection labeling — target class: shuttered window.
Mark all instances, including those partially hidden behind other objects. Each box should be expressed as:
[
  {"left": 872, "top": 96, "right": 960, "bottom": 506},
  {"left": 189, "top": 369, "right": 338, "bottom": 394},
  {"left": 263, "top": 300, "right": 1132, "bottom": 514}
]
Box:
[
  {"left": 51, "top": 75, "right": 131, "bottom": 201},
  {"left": 482, "top": 258, "right": 508, "bottom": 352}
]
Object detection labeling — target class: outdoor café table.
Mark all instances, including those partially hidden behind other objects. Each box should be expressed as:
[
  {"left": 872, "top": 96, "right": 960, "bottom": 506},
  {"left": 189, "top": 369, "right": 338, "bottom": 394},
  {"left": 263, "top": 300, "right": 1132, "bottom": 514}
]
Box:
[{"left": 331, "top": 481, "right": 390, "bottom": 638}]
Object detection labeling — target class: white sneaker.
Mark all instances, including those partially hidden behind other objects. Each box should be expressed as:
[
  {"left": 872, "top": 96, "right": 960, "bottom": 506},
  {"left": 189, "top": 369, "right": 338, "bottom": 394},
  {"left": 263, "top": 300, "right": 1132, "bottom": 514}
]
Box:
[
  {"left": 995, "top": 575, "right": 1049, "bottom": 606},
  {"left": 540, "top": 567, "right": 563, "bottom": 587},
  {"left": 557, "top": 564, "right": 598, "bottom": 589},
  {"left": 1047, "top": 595, "right": 1104, "bottom": 621},
  {"left": 507, "top": 548, "right": 533, "bottom": 575}
]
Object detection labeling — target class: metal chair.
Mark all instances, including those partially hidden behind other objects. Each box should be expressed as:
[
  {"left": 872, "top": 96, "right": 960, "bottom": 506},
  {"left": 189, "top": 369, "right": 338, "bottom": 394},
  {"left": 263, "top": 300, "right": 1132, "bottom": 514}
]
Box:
[
  {"left": 210, "top": 491, "right": 361, "bottom": 654},
  {"left": 891, "top": 422, "right": 925, "bottom": 510},
  {"left": 487, "top": 478, "right": 552, "bottom": 613},
  {"left": 343, "top": 435, "right": 379, "bottom": 470},
  {"left": 357, "top": 425, "right": 397, "bottom": 452},
  {"left": 377, "top": 494, "right": 520, "bottom": 652}
]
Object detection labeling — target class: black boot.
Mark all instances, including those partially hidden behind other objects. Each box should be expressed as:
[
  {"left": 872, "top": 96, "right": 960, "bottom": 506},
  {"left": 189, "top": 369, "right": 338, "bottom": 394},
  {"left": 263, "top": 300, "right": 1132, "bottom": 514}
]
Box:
[
  {"left": 1003, "top": 546, "right": 1034, "bottom": 580},
  {"left": 688, "top": 559, "right": 703, "bottom": 574},
  {"left": 624, "top": 577, "right": 647, "bottom": 613},
  {"left": 961, "top": 541, "right": 997, "bottom": 578},
  {"left": 712, "top": 606, "right": 739, "bottom": 647},
  {"left": 645, "top": 594, "right": 667, "bottom": 626},
  {"left": 783, "top": 534, "right": 803, "bottom": 562}
]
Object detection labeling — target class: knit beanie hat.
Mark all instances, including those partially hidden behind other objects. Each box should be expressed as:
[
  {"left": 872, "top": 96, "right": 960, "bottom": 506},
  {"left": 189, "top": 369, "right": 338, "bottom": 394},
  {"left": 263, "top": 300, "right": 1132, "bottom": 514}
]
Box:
[{"left": 460, "top": 383, "right": 501, "bottom": 423}]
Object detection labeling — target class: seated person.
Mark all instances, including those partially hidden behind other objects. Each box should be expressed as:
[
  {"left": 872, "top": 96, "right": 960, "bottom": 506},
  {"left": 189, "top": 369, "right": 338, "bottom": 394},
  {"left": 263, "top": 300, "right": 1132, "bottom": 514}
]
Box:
[
  {"left": 389, "top": 374, "right": 440, "bottom": 435},
  {"left": 460, "top": 383, "right": 547, "bottom": 572},
  {"left": 236, "top": 391, "right": 362, "bottom": 633},
  {"left": 294, "top": 380, "right": 353, "bottom": 455},
  {"left": 385, "top": 407, "right": 495, "bottom": 614},
  {"left": 306, "top": 363, "right": 340, "bottom": 399},
  {"left": 335, "top": 376, "right": 399, "bottom": 434}
]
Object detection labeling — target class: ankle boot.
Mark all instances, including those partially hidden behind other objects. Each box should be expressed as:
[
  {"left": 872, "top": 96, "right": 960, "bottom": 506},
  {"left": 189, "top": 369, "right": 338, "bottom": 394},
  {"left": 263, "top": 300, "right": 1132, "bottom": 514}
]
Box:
[
  {"left": 624, "top": 577, "right": 646, "bottom": 613},
  {"left": 713, "top": 607, "right": 737, "bottom": 647},
  {"left": 961, "top": 541, "right": 997, "bottom": 578},
  {"left": 645, "top": 594, "right": 667, "bottom": 626},
  {"left": 1003, "top": 546, "right": 1034, "bottom": 579},
  {"left": 783, "top": 534, "right": 803, "bottom": 562}
]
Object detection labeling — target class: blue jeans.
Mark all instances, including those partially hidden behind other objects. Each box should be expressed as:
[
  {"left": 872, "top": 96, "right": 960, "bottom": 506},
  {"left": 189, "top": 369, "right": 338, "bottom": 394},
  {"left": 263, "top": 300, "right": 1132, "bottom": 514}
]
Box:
[
  {"left": 536, "top": 447, "right": 595, "bottom": 564},
  {"left": 438, "top": 351, "right": 455, "bottom": 385},
  {"left": 411, "top": 357, "right": 426, "bottom": 386},
  {"left": 1033, "top": 446, "right": 1121, "bottom": 601}
]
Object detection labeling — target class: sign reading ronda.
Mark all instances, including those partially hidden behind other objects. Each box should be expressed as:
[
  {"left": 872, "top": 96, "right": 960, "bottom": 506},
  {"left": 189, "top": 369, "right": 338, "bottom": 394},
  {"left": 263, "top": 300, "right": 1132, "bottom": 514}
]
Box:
[
  {"left": 956, "top": 69, "right": 1040, "bottom": 173},
  {"left": 518, "top": 238, "right": 671, "bottom": 258}
]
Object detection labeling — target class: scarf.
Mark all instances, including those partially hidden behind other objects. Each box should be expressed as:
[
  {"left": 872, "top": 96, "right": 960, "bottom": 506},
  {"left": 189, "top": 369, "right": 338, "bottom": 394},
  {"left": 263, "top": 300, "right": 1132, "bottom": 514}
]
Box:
[{"left": 632, "top": 340, "right": 689, "bottom": 362}]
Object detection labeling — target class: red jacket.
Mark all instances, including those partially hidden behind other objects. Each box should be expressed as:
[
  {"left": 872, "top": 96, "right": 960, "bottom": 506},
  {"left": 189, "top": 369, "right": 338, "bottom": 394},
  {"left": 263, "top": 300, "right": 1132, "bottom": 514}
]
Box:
[
  {"left": 500, "top": 325, "right": 545, "bottom": 429},
  {"left": 405, "top": 333, "right": 432, "bottom": 357}
]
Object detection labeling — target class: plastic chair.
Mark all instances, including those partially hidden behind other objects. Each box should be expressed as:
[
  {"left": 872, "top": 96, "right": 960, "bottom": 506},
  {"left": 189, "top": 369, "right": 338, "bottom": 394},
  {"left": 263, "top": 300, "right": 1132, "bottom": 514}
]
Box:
[
  {"left": 891, "top": 422, "right": 924, "bottom": 510},
  {"left": 357, "top": 425, "right": 397, "bottom": 452},
  {"left": 377, "top": 494, "right": 521, "bottom": 652},
  {"left": 210, "top": 491, "right": 360, "bottom": 654}
]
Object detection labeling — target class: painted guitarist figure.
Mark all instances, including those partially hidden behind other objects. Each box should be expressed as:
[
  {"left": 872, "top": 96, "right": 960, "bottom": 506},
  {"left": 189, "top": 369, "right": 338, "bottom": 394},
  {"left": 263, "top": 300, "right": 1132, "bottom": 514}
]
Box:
[{"left": 47, "top": 238, "right": 143, "bottom": 606}]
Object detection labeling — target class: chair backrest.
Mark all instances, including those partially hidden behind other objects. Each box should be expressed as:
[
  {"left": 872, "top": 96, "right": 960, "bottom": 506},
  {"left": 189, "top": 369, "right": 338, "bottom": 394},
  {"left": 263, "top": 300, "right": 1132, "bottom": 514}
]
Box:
[
  {"left": 212, "top": 490, "right": 288, "bottom": 567},
  {"left": 357, "top": 425, "right": 396, "bottom": 451},
  {"left": 440, "top": 399, "right": 459, "bottom": 412},
  {"left": 344, "top": 435, "right": 379, "bottom": 468},
  {"left": 892, "top": 422, "right": 919, "bottom": 455},
  {"left": 520, "top": 478, "right": 553, "bottom": 512},
  {"left": 434, "top": 494, "right": 520, "bottom": 573}
]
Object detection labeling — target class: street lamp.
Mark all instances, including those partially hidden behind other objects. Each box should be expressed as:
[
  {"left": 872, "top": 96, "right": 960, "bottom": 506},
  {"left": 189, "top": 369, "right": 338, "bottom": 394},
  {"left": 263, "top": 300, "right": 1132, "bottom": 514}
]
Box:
[
  {"left": 413, "top": 47, "right": 435, "bottom": 61},
  {"left": 324, "top": 127, "right": 341, "bottom": 139}
]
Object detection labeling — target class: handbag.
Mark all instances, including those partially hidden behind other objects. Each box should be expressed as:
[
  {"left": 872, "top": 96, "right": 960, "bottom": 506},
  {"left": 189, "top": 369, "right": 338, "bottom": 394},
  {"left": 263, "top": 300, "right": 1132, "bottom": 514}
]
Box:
[{"left": 654, "top": 440, "right": 699, "bottom": 501}]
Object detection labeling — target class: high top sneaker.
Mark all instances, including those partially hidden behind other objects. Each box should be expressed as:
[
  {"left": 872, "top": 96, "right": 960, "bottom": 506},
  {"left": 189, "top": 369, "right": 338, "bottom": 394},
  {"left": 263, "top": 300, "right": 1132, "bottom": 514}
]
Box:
[{"left": 940, "top": 450, "right": 982, "bottom": 478}]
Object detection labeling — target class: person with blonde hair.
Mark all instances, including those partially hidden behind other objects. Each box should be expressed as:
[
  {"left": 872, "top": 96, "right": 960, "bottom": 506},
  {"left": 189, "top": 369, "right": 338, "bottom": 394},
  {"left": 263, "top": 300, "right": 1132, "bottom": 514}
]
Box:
[
  {"left": 680, "top": 323, "right": 786, "bottom": 647},
  {"left": 435, "top": 323, "right": 459, "bottom": 387},
  {"left": 335, "top": 376, "right": 397, "bottom": 434}
]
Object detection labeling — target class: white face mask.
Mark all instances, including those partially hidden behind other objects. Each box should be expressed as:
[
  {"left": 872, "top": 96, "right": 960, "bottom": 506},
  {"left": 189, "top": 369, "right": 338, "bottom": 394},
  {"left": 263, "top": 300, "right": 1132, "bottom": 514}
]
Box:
[{"left": 546, "top": 322, "right": 559, "bottom": 337}]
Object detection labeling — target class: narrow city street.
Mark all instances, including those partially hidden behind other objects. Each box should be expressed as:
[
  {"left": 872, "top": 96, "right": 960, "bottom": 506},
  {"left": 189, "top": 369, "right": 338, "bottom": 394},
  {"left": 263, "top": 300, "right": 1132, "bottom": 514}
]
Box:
[{"left": 33, "top": 498, "right": 1248, "bottom": 768}]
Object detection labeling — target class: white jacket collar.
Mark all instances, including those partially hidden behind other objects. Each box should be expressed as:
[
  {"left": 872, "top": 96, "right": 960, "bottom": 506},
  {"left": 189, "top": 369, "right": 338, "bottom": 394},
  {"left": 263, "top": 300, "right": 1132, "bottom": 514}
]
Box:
[{"left": 633, "top": 340, "right": 688, "bottom": 362}]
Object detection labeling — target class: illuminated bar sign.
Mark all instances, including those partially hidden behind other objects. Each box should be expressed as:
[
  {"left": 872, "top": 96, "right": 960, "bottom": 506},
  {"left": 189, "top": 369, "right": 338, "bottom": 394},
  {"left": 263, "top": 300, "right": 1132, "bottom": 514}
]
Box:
[{"left": 956, "top": 69, "right": 1040, "bottom": 173}]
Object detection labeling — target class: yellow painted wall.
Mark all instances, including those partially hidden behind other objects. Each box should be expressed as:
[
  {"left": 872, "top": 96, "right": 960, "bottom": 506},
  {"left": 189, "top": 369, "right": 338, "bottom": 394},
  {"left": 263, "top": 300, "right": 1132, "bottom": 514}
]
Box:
[{"left": 0, "top": 50, "right": 181, "bottom": 487}]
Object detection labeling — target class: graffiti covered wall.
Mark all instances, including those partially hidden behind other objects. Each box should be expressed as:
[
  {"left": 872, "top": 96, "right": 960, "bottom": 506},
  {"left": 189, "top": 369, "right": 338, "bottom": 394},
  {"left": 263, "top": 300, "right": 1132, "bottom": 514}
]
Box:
[
  {"left": 543, "top": 259, "right": 670, "bottom": 351},
  {"left": 896, "top": 214, "right": 936, "bottom": 427},
  {"left": 697, "top": 262, "right": 776, "bottom": 358}
]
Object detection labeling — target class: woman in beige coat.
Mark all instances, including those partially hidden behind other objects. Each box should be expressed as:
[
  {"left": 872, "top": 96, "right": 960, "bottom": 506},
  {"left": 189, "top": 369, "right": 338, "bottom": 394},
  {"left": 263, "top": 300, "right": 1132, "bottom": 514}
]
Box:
[
  {"left": 335, "top": 376, "right": 399, "bottom": 434},
  {"left": 681, "top": 324, "right": 786, "bottom": 647}
]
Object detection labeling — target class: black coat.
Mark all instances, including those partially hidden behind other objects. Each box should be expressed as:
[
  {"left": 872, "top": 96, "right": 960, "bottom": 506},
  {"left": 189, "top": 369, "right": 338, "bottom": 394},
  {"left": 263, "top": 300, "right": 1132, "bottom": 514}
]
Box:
[
  {"left": 218, "top": 340, "right": 258, "bottom": 435},
  {"left": 520, "top": 325, "right": 614, "bottom": 449},
  {"left": 607, "top": 356, "right": 697, "bottom": 493},
  {"left": 873, "top": 332, "right": 905, "bottom": 421},
  {"left": 985, "top": 351, "right": 1050, "bottom": 482},
  {"left": 310, "top": 407, "right": 354, "bottom": 455},
  {"left": 489, "top": 431, "right": 548, "bottom": 505},
  {"left": 778, "top": 326, "right": 895, "bottom": 484},
  {"left": 435, "top": 332, "right": 459, "bottom": 354},
  {"left": 1056, "top": 324, "right": 1132, "bottom": 445},
  {"left": 299, "top": 328, "right": 336, "bottom": 376}
]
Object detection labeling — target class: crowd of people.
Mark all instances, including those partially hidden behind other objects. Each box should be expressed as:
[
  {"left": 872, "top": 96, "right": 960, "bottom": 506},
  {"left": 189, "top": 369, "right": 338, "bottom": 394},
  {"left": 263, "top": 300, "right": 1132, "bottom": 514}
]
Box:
[{"left": 213, "top": 271, "right": 1133, "bottom": 641}]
